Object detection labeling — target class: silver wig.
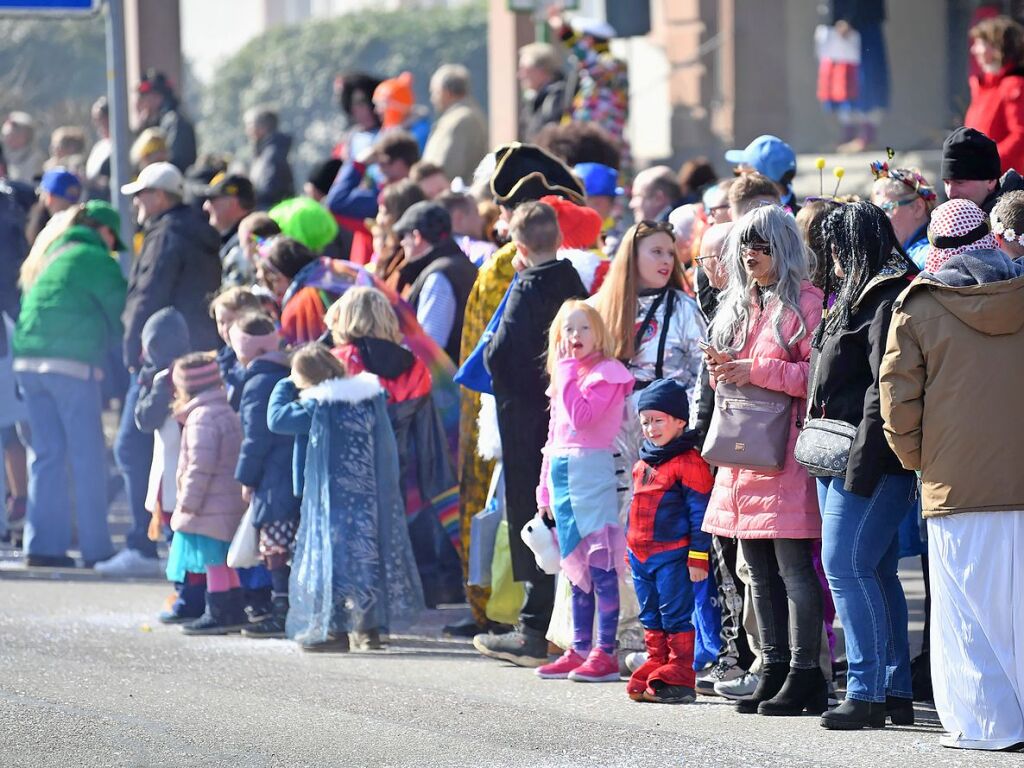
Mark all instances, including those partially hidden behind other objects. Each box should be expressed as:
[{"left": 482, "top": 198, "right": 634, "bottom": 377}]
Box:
[{"left": 709, "top": 204, "right": 812, "bottom": 354}]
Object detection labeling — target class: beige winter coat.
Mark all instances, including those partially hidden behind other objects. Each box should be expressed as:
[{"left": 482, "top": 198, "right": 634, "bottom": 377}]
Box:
[{"left": 879, "top": 265, "right": 1024, "bottom": 517}]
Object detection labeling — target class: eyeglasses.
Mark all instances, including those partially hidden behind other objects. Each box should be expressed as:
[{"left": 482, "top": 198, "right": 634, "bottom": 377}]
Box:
[{"left": 877, "top": 197, "right": 917, "bottom": 214}]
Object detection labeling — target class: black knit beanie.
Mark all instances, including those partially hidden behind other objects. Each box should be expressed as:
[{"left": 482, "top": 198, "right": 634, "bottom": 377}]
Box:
[{"left": 941, "top": 127, "right": 1001, "bottom": 181}]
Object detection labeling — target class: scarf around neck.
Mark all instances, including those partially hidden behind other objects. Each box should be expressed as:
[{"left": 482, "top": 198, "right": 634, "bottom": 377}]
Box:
[{"left": 639, "top": 430, "right": 699, "bottom": 467}]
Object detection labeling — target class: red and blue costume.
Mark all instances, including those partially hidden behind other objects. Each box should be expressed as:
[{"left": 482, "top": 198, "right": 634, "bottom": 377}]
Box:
[{"left": 625, "top": 432, "right": 714, "bottom": 699}]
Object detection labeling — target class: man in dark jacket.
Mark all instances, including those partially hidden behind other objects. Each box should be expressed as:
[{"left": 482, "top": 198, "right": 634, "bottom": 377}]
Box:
[
  {"left": 0, "top": 148, "right": 29, "bottom": 320},
  {"left": 518, "top": 42, "right": 568, "bottom": 142},
  {"left": 942, "top": 126, "right": 1024, "bottom": 213},
  {"left": 393, "top": 201, "right": 477, "bottom": 362},
  {"left": 201, "top": 173, "right": 256, "bottom": 286},
  {"left": 135, "top": 70, "right": 197, "bottom": 172},
  {"left": 245, "top": 107, "right": 294, "bottom": 209},
  {"left": 96, "top": 161, "right": 221, "bottom": 577},
  {"left": 479, "top": 201, "right": 587, "bottom": 666}
]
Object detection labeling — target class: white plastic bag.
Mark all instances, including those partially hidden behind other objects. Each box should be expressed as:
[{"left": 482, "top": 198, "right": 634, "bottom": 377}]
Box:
[{"left": 227, "top": 503, "right": 261, "bottom": 569}]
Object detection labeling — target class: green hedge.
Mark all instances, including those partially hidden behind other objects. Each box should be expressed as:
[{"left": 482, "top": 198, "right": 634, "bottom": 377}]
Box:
[
  {"left": 199, "top": 1, "right": 489, "bottom": 176},
  {"left": 0, "top": 15, "right": 105, "bottom": 146}
]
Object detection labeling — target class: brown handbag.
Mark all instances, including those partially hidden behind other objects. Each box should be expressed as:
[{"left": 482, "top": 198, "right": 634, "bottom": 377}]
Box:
[{"left": 701, "top": 381, "right": 793, "bottom": 472}]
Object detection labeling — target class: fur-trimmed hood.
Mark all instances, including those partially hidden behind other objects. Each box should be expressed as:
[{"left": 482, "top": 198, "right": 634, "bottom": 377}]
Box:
[{"left": 299, "top": 371, "right": 383, "bottom": 404}]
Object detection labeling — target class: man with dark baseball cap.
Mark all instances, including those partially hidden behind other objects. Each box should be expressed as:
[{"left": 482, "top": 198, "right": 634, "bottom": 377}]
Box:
[
  {"left": 393, "top": 200, "right": 476, "bottom": 361},
  {"left": 202, "top": 173, "right": 256, "bottom": 285}
]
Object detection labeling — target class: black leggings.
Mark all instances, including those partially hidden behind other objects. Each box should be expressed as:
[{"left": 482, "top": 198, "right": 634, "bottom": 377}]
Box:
[{"left": 740, "top": 538, "right": 822, "bottom": 670}]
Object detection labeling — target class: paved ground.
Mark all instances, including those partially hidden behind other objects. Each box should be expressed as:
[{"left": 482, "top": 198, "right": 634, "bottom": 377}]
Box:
[{"left": 0, "top": 575, "right": 1018, "bottom": 768}]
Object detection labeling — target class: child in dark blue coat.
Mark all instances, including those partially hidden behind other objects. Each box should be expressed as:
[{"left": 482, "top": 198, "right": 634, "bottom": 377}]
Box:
[
  {"left": 210, "top": 288, "right": 276, "bottom": 620},
  {"left": 227, "top": 313, "right": 300, "bottom": 638}
]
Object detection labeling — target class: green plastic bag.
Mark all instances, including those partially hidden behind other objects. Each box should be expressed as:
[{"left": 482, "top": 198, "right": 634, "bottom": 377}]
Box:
[{"left": 485, "top": 520, "right": 525, "bottom": 626}]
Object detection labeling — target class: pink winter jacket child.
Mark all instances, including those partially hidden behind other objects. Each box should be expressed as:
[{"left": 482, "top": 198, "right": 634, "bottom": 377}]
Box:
[
  {"left": 536, "top": 355, "right": 634, "bottom": 507},
  {"left": 702, "top": 282, "right": 823, "bottom": 540},
  {"left": 171, "top": 388, "right": 247, "bottom": 542}
]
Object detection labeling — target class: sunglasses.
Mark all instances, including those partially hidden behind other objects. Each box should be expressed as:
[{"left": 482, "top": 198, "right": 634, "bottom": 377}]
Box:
[
  {"left": 877, "top": 197, "right": 917, "bottom": 214},
  {"left": 636, "top": 219, "right": 676, "bottom": 240},
  {"left": 742, "top": 240, "right": 772, "bottom": 256}
]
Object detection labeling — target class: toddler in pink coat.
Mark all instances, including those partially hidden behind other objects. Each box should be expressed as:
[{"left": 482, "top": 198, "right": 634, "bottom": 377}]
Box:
[{"left": 166, "top": 352, "right": 248, "bottom": 636}]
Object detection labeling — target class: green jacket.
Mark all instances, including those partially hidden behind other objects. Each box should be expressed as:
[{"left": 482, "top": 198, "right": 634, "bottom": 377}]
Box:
[{"left": 13, "top": 225, "right": 127, "bottom": 366}]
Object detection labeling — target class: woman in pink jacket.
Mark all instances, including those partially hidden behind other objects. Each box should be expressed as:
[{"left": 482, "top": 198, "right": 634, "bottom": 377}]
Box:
[{"left": 702, "top": 205, "right": 826, "bottom": 717}]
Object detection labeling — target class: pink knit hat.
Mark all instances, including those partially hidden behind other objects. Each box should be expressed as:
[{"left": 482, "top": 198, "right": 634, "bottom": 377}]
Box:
[
  {"left": 925, "top": 198, "right": 998, "bottom": 274},
  {"left": 171, "top": 359, "right": 222, "bottom": 395}
]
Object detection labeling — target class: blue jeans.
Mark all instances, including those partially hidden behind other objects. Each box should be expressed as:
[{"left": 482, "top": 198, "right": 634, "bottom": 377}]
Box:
[
  {"left": 18, "top": 370, "right": 113, "bottom": 562},
  {"left": 818, "top": 473, "right": 915, "bottom": 702},
  {"left": 114, "top": 373, "right": 156, "bottom": 557}
]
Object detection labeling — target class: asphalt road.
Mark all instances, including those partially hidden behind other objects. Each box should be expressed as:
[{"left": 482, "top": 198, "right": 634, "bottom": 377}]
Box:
[{"left": 0, "top": 577, "right": 1018, "bottom": 768}]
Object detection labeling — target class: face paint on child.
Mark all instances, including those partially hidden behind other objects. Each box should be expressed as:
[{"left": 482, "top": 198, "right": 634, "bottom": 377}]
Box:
[{"left": 639, "top": 409, "right": 688, "bottom": 446}]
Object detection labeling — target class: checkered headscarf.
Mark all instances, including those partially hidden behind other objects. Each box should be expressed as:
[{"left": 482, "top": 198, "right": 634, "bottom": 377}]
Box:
[{"left": 925, "top": 199, "right": 998, "bottom": 274}]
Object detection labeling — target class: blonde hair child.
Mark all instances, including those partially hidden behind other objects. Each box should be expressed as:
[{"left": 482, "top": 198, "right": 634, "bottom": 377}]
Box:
[
  {"left": 534, "top": 299, "right": 634, "bottom": 683},
  {"left": 325, "top": 287, "right": 403, "bottom": 345}
]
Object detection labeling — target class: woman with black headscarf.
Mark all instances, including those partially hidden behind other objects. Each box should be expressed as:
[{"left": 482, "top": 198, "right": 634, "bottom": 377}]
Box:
[{"left": 808, "top": 201, "right": 918, "bottom": 730}]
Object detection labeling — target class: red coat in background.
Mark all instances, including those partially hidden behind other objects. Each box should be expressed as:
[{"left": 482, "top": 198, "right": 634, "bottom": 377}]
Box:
[{"left": 965, "top": 65, "right": 1024, "bottom": 174}]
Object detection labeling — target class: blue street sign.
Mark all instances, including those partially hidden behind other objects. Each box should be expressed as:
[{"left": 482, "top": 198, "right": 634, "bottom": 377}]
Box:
[{"left": 0, "top": 0, "right": 99, "bottom": 13}]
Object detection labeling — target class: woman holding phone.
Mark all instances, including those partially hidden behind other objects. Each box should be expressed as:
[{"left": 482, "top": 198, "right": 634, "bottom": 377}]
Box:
[{"left": 700, "top": 204, "right": 826, "bottom": 717}]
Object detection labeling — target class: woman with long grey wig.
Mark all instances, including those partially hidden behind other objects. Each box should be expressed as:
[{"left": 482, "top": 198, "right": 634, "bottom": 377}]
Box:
[{"left": 700, "top": 204, "right": 828, "bottom": 717}]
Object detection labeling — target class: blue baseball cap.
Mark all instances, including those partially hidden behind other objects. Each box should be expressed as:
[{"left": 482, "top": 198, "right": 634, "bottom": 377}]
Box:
[
  {"left": 724, "top": 135, "right": 796, "bottom": 185},
  {"left": 574, "top": 162, "right": 623, "bottom": 198},
  {"left": 39, "top": 167, "right": 82, "bottom": 202}
]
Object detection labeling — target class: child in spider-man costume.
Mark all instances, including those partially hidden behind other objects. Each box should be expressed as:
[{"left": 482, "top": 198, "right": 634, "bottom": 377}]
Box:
[{"left": 625, "top": 378, "right": 714, "bottom": 704}]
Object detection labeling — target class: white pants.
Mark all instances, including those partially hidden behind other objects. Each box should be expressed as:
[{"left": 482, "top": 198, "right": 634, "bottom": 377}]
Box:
[{"left": 929, "top": 510, "right": 1024, "bottom": 750}]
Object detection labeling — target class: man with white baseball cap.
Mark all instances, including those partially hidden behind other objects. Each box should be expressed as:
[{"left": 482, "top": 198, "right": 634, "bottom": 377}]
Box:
[{"left": 97, "top": 161, "right": 221, "bottom": 577}]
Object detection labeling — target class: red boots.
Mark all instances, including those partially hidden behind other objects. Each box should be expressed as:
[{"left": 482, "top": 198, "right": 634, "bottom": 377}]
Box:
[
  {"left": 626, "top": 629, "right": 669, "bottom": 700},
  {"left": 627, "top": 630, "right": 697, "bottom": 704}
]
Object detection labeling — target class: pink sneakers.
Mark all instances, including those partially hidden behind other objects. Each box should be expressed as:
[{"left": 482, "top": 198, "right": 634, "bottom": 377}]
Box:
[
  {"left": 568, "top": 648, "right": 621, "bottom": 682},
  {"left": 536, "top": 649, "right": 585, "bottom": 679}
]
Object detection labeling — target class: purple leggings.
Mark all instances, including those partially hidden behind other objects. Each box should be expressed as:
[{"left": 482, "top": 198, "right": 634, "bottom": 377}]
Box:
[{"left": 571, "top": 566, "right": 620, "bottom": 654}]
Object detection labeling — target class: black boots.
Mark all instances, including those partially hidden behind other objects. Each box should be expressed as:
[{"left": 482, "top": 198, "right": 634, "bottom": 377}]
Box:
[
  {"left": 182, "top": 589, "right": 247, "bottom": 636},
  {"left": 736, "top": 662, "right": 789, "bottom": 714},
  {"left": 821, "top": 698, "right": 886, "bottom": 730},
  {"left": 819, "top": 695, "right": 915, "bottom": 729},
  {"left": 886, "top": 695, "right": 915, "bottom": 725},
  {"left": 757, "top": 666, "right": 828, "bottom": 716},
  {"left": 242, "top": 595, "right": 288, "bottom": 639}
]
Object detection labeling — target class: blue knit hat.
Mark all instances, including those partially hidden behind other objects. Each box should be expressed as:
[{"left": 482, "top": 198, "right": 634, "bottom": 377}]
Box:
[{"left": 636, "top": 378, "right": 689, "bottom": 422}]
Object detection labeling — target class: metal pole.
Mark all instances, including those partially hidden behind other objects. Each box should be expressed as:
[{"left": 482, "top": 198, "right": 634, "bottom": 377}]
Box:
[{"left": 104, "top": 0, "right": 133, "bottom": 273}]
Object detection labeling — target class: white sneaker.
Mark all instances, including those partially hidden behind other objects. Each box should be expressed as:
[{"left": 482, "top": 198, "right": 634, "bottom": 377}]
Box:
[
  {"left": 93, "top": 548, "right": 164, "bottom": 577},
  {"left": 624, "top": 651, "right": 648, "bottom": 673},
  {"left": 696, "top": 659, "right": 745, "bottom": 696},
  {"left": 714, "top": 671, "right": 759, "bottom": 699}
]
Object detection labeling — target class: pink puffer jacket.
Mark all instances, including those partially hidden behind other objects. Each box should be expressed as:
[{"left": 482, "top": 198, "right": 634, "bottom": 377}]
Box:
[
  {"left": 171, "top": 387, "right": 246, "bottom": 542},
  {"left": 702, "top": 282, "right": 823, "bottom": 540}
]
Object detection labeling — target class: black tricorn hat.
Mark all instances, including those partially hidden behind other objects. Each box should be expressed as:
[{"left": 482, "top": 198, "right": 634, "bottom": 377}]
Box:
[{"left": 490, "top": 142, "right": 585, "bottom": 207}]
